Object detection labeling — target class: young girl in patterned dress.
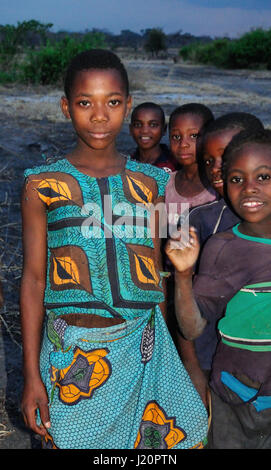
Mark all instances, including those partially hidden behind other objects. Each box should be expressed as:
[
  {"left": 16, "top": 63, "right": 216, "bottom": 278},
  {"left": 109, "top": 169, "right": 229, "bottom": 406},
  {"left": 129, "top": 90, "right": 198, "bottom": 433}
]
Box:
[{"left": 20, "top": 49, "right": 208, "bottom": 449}]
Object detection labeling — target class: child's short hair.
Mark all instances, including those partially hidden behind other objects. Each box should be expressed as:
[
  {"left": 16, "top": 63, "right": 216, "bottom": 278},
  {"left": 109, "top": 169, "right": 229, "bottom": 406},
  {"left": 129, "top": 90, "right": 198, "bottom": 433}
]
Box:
[
  {"left": 222, "top": 128, "right": 271, "bottom": 179},
  {"left": 168, "top": 103, "right": 214, "bottom": 130},
  {"left": 203, "top": 112, "right": 264, "bottom": 141},
  {"left": 130, "top": 102, "right": 166, "bottom": 127},
  {"left": 64, "top": 49, "right": 129, "bottom": 99}
]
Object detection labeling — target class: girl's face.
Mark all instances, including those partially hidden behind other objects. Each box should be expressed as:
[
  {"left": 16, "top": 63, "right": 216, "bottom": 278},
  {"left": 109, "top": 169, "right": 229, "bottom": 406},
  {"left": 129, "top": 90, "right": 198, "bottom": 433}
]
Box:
[
  {"left": 203, "top": 128, "right": 242, "bottom": 197},
  {"left": 227, "top": 143, "right": 271, "bottom": 235},
  {"left": 129, "top": 108, "right": 166, "bottom": 150},
  {"left": 61, "top": 69, "right": 132, "bottom": 153},
  {"left": 169, "top": 113, "right": 203, "bottom": 167}
]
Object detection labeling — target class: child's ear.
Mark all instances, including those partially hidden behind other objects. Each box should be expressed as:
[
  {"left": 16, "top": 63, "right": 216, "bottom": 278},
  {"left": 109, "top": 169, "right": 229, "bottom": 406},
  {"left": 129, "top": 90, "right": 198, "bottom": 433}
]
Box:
[{"left": 60, "top": 96, "right": 71, "bottom": 119}]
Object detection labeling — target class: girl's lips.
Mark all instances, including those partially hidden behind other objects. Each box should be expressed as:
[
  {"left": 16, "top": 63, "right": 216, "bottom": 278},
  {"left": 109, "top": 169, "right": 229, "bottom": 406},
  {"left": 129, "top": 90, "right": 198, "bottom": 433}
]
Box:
[
  {"left": 178, "top": 153, "right": 193, "bottom": 159},
  {"left": 212, "top": 179, "right": 223, "bottom": 186},
  {"left": 241, "top": 200, "right": 264, "bottom": 210},
  {"left": 88, "top": 131, "right": 111, "bottom": 139},
  {"left": 139, "top": 136, "right": 152, "bottom": 141}
]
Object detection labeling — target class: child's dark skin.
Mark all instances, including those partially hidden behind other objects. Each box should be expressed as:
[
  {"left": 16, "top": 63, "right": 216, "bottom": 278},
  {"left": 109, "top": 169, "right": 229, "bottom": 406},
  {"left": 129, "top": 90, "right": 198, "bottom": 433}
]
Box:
[
  {"left": 166, "top": 141, "right": 271, "bottom": 340},
  {"left": 203, "top": 128, "right": 244, "bottom": 198},
  {"left": 20, "top": 68, "right": 133, "bottom": 437},
  {"left": 170, "top": 113, "right": 208, "bottom": 197},
  {"left": 130, "top": 107, "right": 166, "bottom": 164}
]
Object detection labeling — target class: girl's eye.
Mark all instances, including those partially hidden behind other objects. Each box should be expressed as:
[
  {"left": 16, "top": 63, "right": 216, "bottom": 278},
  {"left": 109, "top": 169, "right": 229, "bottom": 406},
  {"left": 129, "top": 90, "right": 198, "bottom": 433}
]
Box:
[
  {"left": 79, "top": 100, "right": 90, "bottom": 107},
  {"left": 109, "top": 99, "right": 121, "bottom": 107},
  {"left": 204, "top": 158, "right": 212, "bottom": 167},
  {"left": 258, "top": 174, "right": 271, "bottom": 181},
  {"left": 190, "top": 133, "right": 199, "bottom": 139},
  {"left": 171, "top": 134, "right": 181, "bottom": 141},
  {"left": 229, "top": 176, "right": 243, "bottom": 184},
  {"left": 150, "top": 122, "right": 159, "bottom": 128}
]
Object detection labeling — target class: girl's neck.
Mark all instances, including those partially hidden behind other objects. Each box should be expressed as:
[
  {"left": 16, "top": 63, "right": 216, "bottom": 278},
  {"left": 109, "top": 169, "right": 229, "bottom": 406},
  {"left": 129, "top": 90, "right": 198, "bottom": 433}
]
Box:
[
  {"left": 66, "top": 145, "right": 126, "bottom": 178},
  {"left": 238, "top": 221, "right": 271, "bottom": 239},
  {"left": 174, "top": 164, "right": 207, "bottom": 198},
  {"left": 180, "top": 163, "right": 200, "bottom": 181},
  {"left": 138, "top": 145, "right": 161, "bottom": 164}
]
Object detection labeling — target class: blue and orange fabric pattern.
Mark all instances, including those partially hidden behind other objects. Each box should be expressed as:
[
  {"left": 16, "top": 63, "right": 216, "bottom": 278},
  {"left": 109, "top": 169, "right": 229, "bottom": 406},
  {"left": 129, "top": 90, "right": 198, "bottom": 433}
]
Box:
[{"left": 24, "top": 157, "right": 208, "bottom": 449}]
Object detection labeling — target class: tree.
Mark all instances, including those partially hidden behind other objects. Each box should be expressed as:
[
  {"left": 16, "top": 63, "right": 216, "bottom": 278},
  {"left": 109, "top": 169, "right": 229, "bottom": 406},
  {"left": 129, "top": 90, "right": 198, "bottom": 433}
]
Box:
[{"left": 144, "top": 28, "right": 167, "bottom": 56}]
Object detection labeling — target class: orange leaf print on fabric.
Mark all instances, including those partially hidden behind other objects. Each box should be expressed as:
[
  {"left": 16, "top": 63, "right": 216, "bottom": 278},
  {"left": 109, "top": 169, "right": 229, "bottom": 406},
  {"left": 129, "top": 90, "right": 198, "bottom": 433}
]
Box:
[
  {"left": 52, "top": 256, "right": 80, "bottom": 287},
  {"left": 134, "top": 401, "right": 186, "bottom": 449},
  {"left": 134, "top": 254, "right": 159, "bottom": 286},
  {"left": 56, "top": 348, "right": 111, "bottom": 405},
  {"left": 34, "top": 178, "right": 72, "bottom": 206},
  {"left": 126, "top": 175, "right": 153, "bottom": 207}
]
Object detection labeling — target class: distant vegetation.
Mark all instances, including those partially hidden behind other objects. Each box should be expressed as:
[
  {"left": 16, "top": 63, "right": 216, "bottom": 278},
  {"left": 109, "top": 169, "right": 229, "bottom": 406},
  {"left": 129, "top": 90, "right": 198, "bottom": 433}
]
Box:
[
  {"left": 0, "top": 20, "right": 213, "bottom": 84},
  {"left": 179, "top": 28, "right": 271, "bottom": 69},
  {"left": 0, "top": 20, "right": 271, "bottom": 85}
]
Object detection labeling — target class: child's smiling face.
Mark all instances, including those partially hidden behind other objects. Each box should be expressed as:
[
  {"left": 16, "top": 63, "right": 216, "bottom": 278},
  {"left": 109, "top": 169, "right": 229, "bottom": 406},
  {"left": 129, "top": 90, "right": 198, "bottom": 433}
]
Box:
[
  {"left": 203, "top": 128, "right": 242, "bottom": 197},
  {"left": 129, "top": 108, "right": 166, "bottom": 150},
  {"left": 227, "top": 143, "right": 271, "bottom": 235},
  {"left": 61, "top": 68, "right": 132, "bottom": 153},
  {"left": 169, "top": 113, "right": 203, "bottom": 167}
]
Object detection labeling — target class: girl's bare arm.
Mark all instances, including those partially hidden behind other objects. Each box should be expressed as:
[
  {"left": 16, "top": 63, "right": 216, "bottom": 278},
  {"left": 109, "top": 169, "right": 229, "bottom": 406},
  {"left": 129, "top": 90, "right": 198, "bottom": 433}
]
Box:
[{"left": 20, "top": 179, "right": 51, "bottom": 436}]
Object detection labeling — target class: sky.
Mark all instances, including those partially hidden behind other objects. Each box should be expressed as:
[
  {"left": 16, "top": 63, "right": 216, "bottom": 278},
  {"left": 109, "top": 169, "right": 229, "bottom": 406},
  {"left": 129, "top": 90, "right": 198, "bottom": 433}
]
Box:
[{"left": 1, "top": 0, "right": 271, "bottom": 38}]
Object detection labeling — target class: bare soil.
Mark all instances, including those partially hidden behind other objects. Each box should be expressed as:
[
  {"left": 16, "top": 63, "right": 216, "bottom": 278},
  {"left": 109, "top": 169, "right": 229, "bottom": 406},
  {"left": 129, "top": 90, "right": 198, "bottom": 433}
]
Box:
[{"left": 1, "top": 58, "right": 271, "bottom": 450}]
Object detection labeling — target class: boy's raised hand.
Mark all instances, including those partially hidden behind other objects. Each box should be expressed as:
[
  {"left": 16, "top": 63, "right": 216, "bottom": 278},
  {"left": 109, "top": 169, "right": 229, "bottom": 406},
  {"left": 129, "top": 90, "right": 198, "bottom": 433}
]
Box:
[{"left": 165, "top": 227, "right": 200, "bottom": 273}]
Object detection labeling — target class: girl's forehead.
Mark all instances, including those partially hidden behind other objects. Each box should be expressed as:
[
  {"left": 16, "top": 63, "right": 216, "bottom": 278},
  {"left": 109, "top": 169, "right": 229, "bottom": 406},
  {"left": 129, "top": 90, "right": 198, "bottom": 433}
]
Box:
[
  {"left": 133, "top": 108, "right": 163, "bottom": 122},
  {"left": 229, "top": 142, "right": 271, "bottom": 169},
  {"left": 71, "top": 68, "right": 127, "bottom": 94},
  {"left": 171, "top": 113, "right": 204, "bottom": 129},
  {"left": 204, "top": 128, "right": 241, "bottom": 149}
]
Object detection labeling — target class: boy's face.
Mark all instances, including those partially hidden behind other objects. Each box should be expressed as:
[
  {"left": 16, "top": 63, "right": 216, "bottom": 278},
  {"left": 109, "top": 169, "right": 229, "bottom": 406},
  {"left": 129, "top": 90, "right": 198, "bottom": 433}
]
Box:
[
  {"left": 129, "top": 108, "right": 166, "bottom": 150},
  {"left": 203, "top": 128, "right": 242, "bottom": 197},
  {"left": 169, "top": 113, "right": 203, "bottom": 167},
  {"left": 227, "top": 143, "right": 271, "bottom": 233},
  {"left": 61, "top": 69, "right": 132, "bottom": 153}
]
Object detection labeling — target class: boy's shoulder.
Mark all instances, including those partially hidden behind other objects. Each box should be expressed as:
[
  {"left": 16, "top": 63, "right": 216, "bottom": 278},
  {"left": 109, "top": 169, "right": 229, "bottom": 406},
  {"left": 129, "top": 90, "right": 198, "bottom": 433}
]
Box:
[{"left": 189, "top": 198, "right": 224, "bottom": 219}]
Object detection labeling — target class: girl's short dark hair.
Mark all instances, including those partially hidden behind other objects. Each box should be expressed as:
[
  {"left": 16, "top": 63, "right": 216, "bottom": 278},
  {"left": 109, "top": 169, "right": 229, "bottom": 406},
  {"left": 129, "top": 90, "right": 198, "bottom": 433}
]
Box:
[
  {"left": 168, "top": 103, "right": 214, "bottom": 130},
  {"left": 64, "top": 49, "right": 129, "bottom": 99},
  {"left": 130, "top": 102, "right": 166, "bottom": 126},
  {"left": 222, "top": 128, "right": 271, "bottom": 179},
  {"left": 203, "top": 112, "right": 264, "bottom": 141}
]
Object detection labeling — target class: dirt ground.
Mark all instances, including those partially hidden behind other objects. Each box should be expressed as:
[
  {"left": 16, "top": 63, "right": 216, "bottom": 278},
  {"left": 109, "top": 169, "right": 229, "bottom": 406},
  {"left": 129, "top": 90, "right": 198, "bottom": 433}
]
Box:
[{"left": 1, "top": 58, "right": 271, "bottom": 450}]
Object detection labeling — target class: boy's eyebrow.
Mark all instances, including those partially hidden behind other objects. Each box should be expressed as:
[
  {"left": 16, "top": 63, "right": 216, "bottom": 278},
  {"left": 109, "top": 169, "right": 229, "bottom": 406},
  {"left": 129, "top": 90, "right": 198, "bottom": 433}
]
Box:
[
  {"left": 132, "top": 118, "right": 160, "bottom": 122},
  {"left": 74, "top": 91, "right": 123, "bottom": 97},
  {"left": 228, "top": 164, "right": 271, "bottom": 174},
  {"left": 170, "top": 127, "right": 200, "bottom": 132}
]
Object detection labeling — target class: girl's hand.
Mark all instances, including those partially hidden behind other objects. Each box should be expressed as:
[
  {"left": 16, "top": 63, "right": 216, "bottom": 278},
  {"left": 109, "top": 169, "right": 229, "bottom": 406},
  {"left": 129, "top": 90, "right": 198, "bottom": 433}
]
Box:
[
  {"left": 21, "top": 378, "right": 51, "bottom": 437},
  {"left": 165, "top": 227, "right": 200, "bottom": 273}
]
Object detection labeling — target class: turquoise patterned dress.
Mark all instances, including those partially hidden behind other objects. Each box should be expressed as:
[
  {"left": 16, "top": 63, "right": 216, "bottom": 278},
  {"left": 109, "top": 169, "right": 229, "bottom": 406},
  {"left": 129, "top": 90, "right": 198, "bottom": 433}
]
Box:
[{"left": 24, "top": 157, "right": 208, "bottom": 449}]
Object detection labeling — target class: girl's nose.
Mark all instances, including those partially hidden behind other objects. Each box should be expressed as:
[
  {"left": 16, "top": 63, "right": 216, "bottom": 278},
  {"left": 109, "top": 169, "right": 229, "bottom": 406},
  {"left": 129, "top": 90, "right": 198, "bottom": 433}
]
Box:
[
  {"left": 180, "top": 137, "right": 189, "bottom": 147},
  {"left": 91, "top": 104, "right": 108, "bottom": 122},
  {"left": 211, "top": 158, "right": 222, "bottom": 174},
  {"left": 242, "top": 179, "right": 258, "bottom": 193}
]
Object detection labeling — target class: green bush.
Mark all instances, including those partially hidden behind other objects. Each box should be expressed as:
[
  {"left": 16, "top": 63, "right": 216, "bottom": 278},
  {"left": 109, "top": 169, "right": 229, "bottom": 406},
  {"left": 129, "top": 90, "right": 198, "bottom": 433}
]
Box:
[
  {"left": 20, "top": 32, "right": 106, "bottom": 85},
  {"left": 179, "top": 28, "right": 271, "bottom": 69}
]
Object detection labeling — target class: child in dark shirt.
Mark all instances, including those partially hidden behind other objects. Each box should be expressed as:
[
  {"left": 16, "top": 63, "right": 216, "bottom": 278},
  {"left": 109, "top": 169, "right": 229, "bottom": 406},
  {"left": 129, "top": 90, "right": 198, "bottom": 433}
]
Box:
[
  {"left": 129, "top": 102, "right": 177, "bottom": 173},
  {"left": 183, "top": 113, "right": 264, "bottom": 384},
  {"left": 166, "top": 129, "right": 271, "bottom": 448},
  {"left": 189, "top": 112, "right": 264, "bottom": 246}
]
